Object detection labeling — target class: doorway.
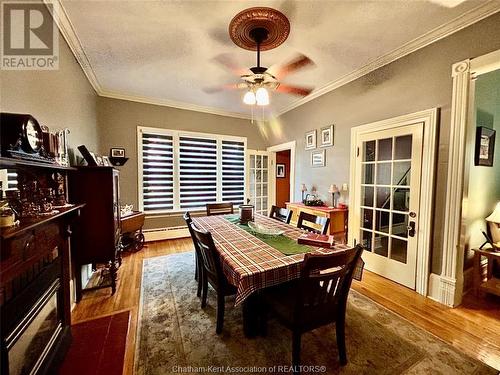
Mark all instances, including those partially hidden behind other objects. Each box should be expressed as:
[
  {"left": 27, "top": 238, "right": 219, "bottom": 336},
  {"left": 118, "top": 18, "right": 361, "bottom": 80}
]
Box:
[
  {"left": 275, "top": 150, "right": 291, "bottom": 208},
  {"left": 349, "top": 109, "right": 438, "bottom": 295},
  {"left": 267, "top": 141, "right": 296, "bottom": 209}
]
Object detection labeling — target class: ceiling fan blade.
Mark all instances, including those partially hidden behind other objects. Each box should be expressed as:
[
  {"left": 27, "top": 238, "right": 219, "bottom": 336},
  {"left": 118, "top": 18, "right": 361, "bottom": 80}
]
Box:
[
  {"left": 276, "top": 84, "right": 314, "bottom": 97},
  {"left": 203, "top": 83, "right": 240, "bottom": 94},
  {"left": 271, "top": 53, "right": 315, "bottom": 80},
  {"left": 212, "top": 53, "right": 249, "bottom": 77}
]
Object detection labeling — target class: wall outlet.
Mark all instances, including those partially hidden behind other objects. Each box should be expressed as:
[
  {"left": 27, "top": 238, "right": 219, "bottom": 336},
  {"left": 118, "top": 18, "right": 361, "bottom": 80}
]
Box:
[{"left": 342, "top": 183, "right": 348, "bottom": 191}]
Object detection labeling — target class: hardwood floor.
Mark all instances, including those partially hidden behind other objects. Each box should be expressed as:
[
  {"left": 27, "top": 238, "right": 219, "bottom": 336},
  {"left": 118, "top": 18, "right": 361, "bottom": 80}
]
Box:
[{"left": 70, "top": 238, "right": 500, "bottom": 374}]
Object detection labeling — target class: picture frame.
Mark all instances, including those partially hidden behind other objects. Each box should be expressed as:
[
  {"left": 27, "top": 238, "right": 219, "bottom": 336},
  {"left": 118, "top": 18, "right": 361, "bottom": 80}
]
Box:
[
  {"left": 320, "top": 125, "right": 334, "bottom": 147},
  {"left": 95, "top": 155, "right": 104, "bottom": 166},
  {"left": 110, "top": 147, "right": 126, "bottom": 158},
  {"left": 102, "top": 156, "right": 111, "bottom": 166},
  {"left": 77, "top": 145, "right": 98, "bottom": 166},
  {"left": 305, "top": 130, "right": 316, "bottom": 150},
  {"left": 311, "top": 149, "right": 326, "bottom": 167},
  {"left": 276, "top": 163, "right": 286, "bottom": 178},
  {"left": 475, "top": 126, "right": 496, "bottom": 167}
]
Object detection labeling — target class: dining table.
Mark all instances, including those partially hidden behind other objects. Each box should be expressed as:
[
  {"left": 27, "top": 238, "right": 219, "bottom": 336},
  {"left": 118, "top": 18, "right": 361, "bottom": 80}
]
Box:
[{"left": 192, "top": 213, "right": 364, "bottom": 337}]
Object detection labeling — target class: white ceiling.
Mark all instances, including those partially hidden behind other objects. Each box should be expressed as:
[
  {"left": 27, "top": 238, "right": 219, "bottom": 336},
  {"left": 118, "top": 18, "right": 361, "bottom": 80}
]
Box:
[{"left": 60, "top": 0, "right": 495, "bottom": 118}]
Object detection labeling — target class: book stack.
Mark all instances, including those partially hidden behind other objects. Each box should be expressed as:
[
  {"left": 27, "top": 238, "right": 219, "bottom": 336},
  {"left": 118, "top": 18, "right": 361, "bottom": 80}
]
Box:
[{"left": 297, "top": 232, "right": 335, "bottom": 248}]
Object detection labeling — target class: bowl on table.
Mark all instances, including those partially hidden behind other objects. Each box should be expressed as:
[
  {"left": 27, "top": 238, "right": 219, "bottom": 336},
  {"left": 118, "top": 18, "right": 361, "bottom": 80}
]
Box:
[{"left": 247, "top": 221, "right": 284, "bottom": 237}]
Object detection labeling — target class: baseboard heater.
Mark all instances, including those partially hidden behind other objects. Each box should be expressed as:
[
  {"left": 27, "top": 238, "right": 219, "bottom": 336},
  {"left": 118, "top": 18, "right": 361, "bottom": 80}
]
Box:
[{"left": 143, "top": 226, "right": 190, "bottom": 242}]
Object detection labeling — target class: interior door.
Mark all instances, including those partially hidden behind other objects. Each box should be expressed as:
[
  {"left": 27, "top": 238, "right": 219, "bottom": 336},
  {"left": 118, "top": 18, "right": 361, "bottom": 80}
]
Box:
[
  {"left": 354, "top": 123, "right": 423, "bottom": 289},
  {"left": 247, "top": 150, "right": 272, "bottom": 216}
]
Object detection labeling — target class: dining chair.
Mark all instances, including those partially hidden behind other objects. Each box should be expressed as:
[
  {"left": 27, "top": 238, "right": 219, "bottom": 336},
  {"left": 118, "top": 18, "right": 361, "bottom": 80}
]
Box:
[
  {"left": 269, "top": 205, "right": 293, "bottom": 224},
  {"left": 183, "top": 212, "right": 203, "bottom": 298},
  {"left": 297, "top": 211, "right": 330, "bottom": 235},
  {"left": 189, "top": 222, "right": 237, "bottom": 334},
  {"left": 263, "top": 245, "right": 364, "bottom": 374},
  {"left": 206, "top": 202, "right": 234, "bottom": 216}
]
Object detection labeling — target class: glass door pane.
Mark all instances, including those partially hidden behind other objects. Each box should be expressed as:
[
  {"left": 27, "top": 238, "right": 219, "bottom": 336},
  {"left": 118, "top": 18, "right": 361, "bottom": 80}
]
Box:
[{"left": 360, "top": 135, "right": 412, "bottom": 263}]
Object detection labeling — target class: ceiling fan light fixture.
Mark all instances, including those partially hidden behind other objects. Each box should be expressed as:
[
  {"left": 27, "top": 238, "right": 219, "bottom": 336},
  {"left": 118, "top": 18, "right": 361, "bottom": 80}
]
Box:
[
  {"left": 255, "top": 87, "right": 269, "bottom": 106},
  {"left": 243, "top": 90, "right": 256, "bottom": 105}
]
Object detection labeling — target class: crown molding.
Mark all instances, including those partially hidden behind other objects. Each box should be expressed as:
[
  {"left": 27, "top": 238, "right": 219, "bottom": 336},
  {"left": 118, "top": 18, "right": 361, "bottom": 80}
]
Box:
[
  {"left": 45, "top": 0, "right": 102, "bottom": 93},
  {"left": 99, "top": 90, "right": 252, "bottom": 120},
  {"left": 47, "top": 0, "right": 499, "bottom": 121},
  {"left": 275, "top": 0, "right": 500, "bottom": 117}
]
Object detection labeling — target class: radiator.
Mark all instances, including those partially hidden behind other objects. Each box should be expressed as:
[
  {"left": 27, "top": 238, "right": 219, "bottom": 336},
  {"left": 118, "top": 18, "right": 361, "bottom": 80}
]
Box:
[{"left": 143, "top": 226, "right": 190, "bottom": 242}]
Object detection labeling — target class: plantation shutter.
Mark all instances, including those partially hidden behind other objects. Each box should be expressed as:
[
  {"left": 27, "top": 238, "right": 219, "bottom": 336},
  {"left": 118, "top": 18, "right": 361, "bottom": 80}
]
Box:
[
  {"left": 179, "top": 136, "right": 218, "bottom": 209},
  {"left": 141, "top": 133, "right": 174, "bottom": 211},
  {"left": 221, "top": 140, "right": 245, "bottom": 205}
]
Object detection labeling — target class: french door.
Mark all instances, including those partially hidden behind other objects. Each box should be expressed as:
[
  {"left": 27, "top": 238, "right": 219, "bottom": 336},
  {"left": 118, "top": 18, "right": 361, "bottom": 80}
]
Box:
[
  {"left": 247, "top": 150, "right": 272, "bottom": 216},
  {"left": 354, "top": 123, "right": 423, "bottom": 289}
]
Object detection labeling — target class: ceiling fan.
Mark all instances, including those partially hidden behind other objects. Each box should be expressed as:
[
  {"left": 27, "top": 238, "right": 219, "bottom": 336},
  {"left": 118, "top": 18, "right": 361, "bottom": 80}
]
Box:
[{"left": 203, "top": 7, "right": 315, "bottom": 106}]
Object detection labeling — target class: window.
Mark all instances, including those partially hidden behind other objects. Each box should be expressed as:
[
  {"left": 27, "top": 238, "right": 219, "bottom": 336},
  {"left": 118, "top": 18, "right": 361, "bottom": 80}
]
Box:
[{"left": 138, "top": 127, "right": 246, "bottom": 213}]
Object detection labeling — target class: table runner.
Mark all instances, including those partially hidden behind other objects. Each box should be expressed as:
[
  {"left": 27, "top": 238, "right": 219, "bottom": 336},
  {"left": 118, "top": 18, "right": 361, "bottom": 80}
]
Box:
[
  {"left": 224, "top": 214, "right": 312, "bottom": 255},
  {"left": 193, "top": 213, "right": 361, "bottom": 305}
]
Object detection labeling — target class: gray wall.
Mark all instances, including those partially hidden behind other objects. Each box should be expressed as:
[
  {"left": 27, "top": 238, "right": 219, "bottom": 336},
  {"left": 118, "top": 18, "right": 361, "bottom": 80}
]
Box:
[
  {"left": 96, "top": 96, "right": 269, "bottom": 228},
  {"left": 0, "top": 31, "right": 98, "bottom": 160},
  {"left": 267, "top": 13, "right": 500, "bottom": 275},
  {"left": 464, "top": 69, "right": 500, "bottom": 266}
]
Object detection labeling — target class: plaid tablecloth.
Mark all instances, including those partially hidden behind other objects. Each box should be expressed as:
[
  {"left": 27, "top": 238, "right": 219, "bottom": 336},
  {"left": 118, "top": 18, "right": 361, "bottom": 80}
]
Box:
[{"left": 192, "top": 214, "right": 363, "bottom": 305}]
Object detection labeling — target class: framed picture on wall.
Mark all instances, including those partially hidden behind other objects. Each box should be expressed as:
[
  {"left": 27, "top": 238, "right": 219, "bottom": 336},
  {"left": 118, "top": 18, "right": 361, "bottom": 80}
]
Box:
[
  {"left": 276, "top": 163, "right": 286, "bottom": 178},
  {"left": 320, "top": 125, "right": 334, "bottom": 147},
  {"left": 311, "top": 149, "right": 326, "bottom": 167},
  {"left": 110, "top": 147, "right": 126, "bottom": 158},
  {"left": 475, "top": 126, "right": 496, "bottom": 166},
  {"left": 305, "top": 130, "right": 316, "bottom": 150}
]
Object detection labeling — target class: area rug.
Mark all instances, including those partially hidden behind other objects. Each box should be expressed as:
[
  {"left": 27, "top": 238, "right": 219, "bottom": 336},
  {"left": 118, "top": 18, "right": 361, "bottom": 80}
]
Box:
[
  {"left": 135, "top": 252, "right": 496, "bottom": 375},
  {"left": 59, "top": 310, "right": 130, "bottom": 375}
]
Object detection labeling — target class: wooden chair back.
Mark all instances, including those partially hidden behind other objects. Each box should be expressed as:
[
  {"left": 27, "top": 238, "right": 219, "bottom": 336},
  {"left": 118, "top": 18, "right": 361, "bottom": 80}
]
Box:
[
  {"left": 297, "top": 211, "right": 330, "bottom": 235},
  {"left": 189, "top": 222, "right": 225, "bottom": 286},
  {"left": 269, "top": 205, "right": 293, "bottom": 224},
  {"left": 206, "top": 202, "right": 234, "bottom": 216},
  {"left": 296, "top": 246, "right": 363, "bottom": 323}
]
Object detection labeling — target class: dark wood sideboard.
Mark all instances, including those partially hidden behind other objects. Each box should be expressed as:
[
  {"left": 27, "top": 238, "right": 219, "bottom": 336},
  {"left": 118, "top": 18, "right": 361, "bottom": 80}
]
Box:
[
  {"left": 69, "top": 166, "right": 121, "bottom": 301},
  {"left": 0, "top": 157, "right": 83, "bottom": 375}
]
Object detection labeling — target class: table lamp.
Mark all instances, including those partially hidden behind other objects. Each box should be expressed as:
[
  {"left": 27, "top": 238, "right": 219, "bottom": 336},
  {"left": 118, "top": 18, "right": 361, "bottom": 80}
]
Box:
[
  {"left": 301, "top": 184, "right": 307, "bottom": 203},
  {"left": 485, "top": 202, "right": 500, "bottom": 245},
  {"left": 328, "top": 184, "right": 340, "bottom": 208}
]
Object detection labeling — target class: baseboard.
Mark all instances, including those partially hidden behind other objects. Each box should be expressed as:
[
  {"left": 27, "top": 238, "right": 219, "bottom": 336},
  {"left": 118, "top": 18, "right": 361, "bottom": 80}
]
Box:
[
  {"left": 427, "top": 273, "right": 462, "bottom": 307},
  {"left": 143, "top": 226, "right": 190, "bottom": 242}
]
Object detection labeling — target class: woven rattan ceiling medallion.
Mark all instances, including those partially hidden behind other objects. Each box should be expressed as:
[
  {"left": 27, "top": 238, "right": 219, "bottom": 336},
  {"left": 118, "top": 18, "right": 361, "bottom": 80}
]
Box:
[{"left": 229, "top": 7, "right": 290, "bottom": 51}]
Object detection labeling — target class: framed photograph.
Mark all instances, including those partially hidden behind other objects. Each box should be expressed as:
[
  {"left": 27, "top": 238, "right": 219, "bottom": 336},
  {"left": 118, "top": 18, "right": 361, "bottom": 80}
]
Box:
[
  {"left": 77, "top": 145, "right": 98, "bottom": 166},
  {"left": 110, "top": 147, "right": 126, "bottom": 158},
  {"left": 276, "top": 163, "right": 286, "bottom": 178},
  {"left": 102, "top": 156, "right": 111, "bottom": 166},
  {"left": 305, "top": 130, "right": 316, "bottom": 150},
  {"left": 475, "top": 126, "right": 496, "bottom": 166},
  {"left": 311, "top": 149, "right": 326, "bottom": 167},
  {"left": 320, "top": 125, "right": 334, "bottom": 147}
]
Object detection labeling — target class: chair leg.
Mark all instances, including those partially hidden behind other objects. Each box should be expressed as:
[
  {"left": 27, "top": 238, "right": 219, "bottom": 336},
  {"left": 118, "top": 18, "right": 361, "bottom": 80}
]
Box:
[
  {"left": 201, "top": 271, "right": 208, "bottom": 308},
  {"left": 216, "top": 293, "right": 225, "bottom": 334},
  {"left": 336, "top": 317, "right": 347, "bottom": 366},
  {"left": 194, "top": 253, "right": 199, "bottom": 281},
  {"left": 292, "top": 331, "right": 301, "bottom": 375},
  {"left": 196, "top": 264, "right": 203, "bottom": 298}
]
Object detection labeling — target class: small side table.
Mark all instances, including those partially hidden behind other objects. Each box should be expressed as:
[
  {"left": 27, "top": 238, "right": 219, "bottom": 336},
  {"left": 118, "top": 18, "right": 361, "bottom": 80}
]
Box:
[{"left": 472, "top": 247, "right": 500, "bottom": 297}]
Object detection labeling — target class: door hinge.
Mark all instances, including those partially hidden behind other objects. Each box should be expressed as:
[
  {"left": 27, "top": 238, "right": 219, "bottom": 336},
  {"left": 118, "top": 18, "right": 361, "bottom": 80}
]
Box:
[{"left": 357, "top": 147, "right": 360, "bottom": 157}]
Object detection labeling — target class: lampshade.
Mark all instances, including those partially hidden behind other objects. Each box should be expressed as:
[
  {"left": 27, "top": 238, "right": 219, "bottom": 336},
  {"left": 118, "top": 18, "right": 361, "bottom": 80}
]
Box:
[
  {"left": 255, "top": 87, "right": 269, "bottom": 105},
  {"left": 328, "top": 184, "right": 339, "bottom": 193},
  {"left": 486, "top": 202, "right": 500, "bottom": 224},
  {"left": 300, "top": 184, "right": 307, "bottom": 192},
  {"left": 243, "top": 91, "right": 256, "bottom": 105}
]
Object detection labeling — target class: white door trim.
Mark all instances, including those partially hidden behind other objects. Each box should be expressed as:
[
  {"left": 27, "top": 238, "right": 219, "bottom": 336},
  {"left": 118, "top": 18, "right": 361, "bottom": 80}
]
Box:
[
  {"left": 267, "top": 141, "right": 296, "bottom": 207},
  {"left": 440, "top": 49, "right": 500, "bottom": 307},
  {"left": 349, "top": 108, "right": 439, "bottom": 296}
]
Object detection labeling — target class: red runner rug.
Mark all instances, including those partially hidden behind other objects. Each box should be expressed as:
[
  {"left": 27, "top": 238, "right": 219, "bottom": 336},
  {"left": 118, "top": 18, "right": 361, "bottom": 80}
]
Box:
[{"left": 58, "top": 310, "right": 130, "bottom": 375}]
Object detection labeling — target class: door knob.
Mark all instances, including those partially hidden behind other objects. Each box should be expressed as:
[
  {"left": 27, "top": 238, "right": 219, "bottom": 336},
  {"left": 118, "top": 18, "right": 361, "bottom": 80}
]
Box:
[{"left": 407, "top": 221, "right": 416, "bottom": 237}]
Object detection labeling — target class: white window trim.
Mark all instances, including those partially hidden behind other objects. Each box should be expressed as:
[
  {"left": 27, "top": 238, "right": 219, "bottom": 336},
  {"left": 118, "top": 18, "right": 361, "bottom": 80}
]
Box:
[{"left": 137, "top": 126, "right": 247, "bottom": 214}]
